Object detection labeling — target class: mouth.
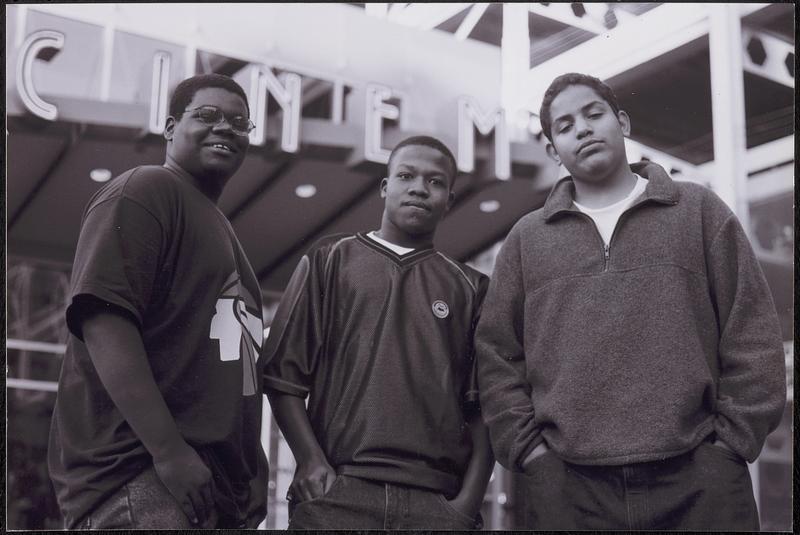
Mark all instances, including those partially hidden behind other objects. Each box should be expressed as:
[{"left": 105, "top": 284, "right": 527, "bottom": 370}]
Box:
[
  {"left": 577, "top": 140, "right": 603, "bottom": 155},
  {"left": 402, "top": 201, "right": 431, "bottom": 212},
  {"left": 205, "top": 141, "right": 238, "bottom": 154}
]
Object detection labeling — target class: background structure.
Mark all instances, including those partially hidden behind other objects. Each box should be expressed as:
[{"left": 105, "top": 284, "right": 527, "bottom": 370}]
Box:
[{"left": 6, "top": 3, "right": 793, "bottom": 530}]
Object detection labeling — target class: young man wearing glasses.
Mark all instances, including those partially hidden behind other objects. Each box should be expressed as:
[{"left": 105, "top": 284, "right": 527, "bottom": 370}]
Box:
[{"left": 48, "top": 74, "right": 268, "bottom": 529}]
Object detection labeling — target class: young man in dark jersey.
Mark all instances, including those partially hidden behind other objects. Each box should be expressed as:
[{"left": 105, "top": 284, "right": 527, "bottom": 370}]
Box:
[
  {"left": 475, "top": 73, "right": 786, "bottom": 530},
  {"left": 263, "top": 136, "right": 494, "bottom": 529},
  {"left": 48, "top": 74, "right": 268, "bottom": 529}
]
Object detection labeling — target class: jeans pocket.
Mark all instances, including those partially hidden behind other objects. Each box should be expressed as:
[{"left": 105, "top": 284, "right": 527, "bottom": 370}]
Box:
[
  {"left": 287, "top": 474, "right": 345, "bottom": 520},
  {"left": 82, "top": 486, "right": 135, "bottom": 529},
  {"left": 291, "top": 474, "right": 345, "bottom": 511},
  {"left": 436, "top": 494, "right": 477, "bottom": 528}
]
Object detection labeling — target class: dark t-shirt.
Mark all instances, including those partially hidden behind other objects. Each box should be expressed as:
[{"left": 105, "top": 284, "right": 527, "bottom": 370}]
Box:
[
  {"left": 48, "top": 165, "right": 267, "bottom": 528},
  {"left": 263, "top": 233, "right": 488, "bottom": 496}
]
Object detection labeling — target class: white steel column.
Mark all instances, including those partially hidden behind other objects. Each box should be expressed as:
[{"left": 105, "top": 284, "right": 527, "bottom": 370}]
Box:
[
  {"left": 501, "top": 2, "right": 530, "bottom": 140},
  {"left": 99, "top": 6, "right": 118, "bottom": 102},
  {"left": 708, "top": 4, "right": 750, "bottom": 236},
  {"left": 15, "top": 4, "right": 28, "bottom": 47},
  {"left": 710, "top": 4, "right": 759, "bottom": 508}
]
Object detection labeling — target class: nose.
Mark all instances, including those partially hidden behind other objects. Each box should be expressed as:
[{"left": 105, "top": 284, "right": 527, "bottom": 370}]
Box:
[
  {"left": 407, "top": 175, "right": 429, "bottom": 197},
  {"left": 575, "top": 117, "right": 593, "bottom": 138},
  {"left": 211, "top": 118, "right": 235, "bottom": 135}
]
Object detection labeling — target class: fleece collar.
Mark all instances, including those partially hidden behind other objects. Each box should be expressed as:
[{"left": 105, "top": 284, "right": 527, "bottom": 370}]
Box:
[{"left": 542, "top": 161, "right": 681, "bottom": 222}]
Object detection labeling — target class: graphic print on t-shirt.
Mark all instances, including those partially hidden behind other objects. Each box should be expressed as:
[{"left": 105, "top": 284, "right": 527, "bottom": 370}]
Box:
[{"left": 209, "top": 271, "right": 263, "bottom": 396}]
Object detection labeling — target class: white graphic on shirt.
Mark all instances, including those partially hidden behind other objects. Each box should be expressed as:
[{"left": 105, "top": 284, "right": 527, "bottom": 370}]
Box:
[{"left": 209, "top": 272, "right": 263, "bottom": 396}]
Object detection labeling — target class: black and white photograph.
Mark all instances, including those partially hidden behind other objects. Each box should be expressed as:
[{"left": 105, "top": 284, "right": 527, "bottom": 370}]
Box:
[{"left": 5, "top": 2, "right": 794, "bottom": 531}]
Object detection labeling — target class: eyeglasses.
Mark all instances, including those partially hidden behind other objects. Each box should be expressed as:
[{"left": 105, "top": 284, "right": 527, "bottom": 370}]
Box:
[{"left": 183, "top": 105, "right": 255, "bottom": 136}]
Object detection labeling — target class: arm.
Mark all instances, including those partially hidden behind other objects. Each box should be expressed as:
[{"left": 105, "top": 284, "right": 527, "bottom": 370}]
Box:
[
  {"left": 265, "top": 390, "right": 335, "bottom": 501},
  {"left": 261, "top": 245, "right": 338, "bottom": 501},
  {"left": 475, "top": 225, "right": 542, "bottom": 471},
  {"left": 80, "top": 304, "right": 212, "bottom": 526},
  {"left": 706, "top": 210, "right": 786, "bottom": 461},
  {"left": 67, "top": 183, "right": 213, "bottom": 524},
  {"left": 448, "top": 413, "right": 495, "bottom": 518}
]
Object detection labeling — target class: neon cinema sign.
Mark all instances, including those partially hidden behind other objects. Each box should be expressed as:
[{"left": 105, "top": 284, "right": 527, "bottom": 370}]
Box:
[{"left": 16, "top": 29, "right": 511, "bottom": 180}]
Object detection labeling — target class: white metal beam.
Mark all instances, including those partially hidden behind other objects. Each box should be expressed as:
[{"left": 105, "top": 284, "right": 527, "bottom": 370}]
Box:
[
  {"left": 599, "top": 4, "right": 638, "bottom": 26},
  {"left": 709, "top": 4, "right": 749, "bottom": 229},
  {"left": 365, "top": 3, "right": 389, "bottom": 19},
  {"left": 7, "top": 338, "right": 66, "bottom": 354},
  {"left": 741, "top": 28, "right": 794, "bottom": 88},
  {"left": 501, "top": 2, "right": 530, "bottom": 136},
  {"left": 747, "top": 163, "right": 794, "bottom": 204},
  {"left": 624, "top": 139, "right": 709, "bottom": 185},
  {"left": 15, "top": 4, "right": 29, "bottom": 47},
  {"left": 528, "top": 2, "right": 639, "bottom": 32},
  {"left": 6, "top": 378, "right": 60, "bottom": 392},
  {"left": 741, "top": 135, "right": 794, "bottom": 174},
  {"left": 520, "top": 3, "right": 775, "bottom": 114},
  {"left": 388, "top": 3, "right": 409, "bottom": 18},
  {"left": 99, "top": 6, "right": 117, "bottom": 101},
  {"left": 455, "top": 3, "right": 489, "bottom": 41},
  {"left": 697, "top": 136, "right": 794, "bottom": 203},
  {"left": 737, "top": 3, "right": 773, "bottom": 17},
  {"left": 522, "top": 3, "right": 714, "bottom": 112},
  {"left": 389, "top": 3, "right": 471, "bottom": 30},
  {"left": 20, "top": 4, "right": 363, "bottom": 87},
  {"left": 528, "top": 3, "right": 603, "bottom": 34},
  {"left": 698, "top": 135, "right": 793, "bottom": 173}
]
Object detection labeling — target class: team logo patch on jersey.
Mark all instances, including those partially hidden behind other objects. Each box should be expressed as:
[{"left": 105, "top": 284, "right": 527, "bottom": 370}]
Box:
[{"left": 432, "top": 300, "right": 450, "bottom": 319}]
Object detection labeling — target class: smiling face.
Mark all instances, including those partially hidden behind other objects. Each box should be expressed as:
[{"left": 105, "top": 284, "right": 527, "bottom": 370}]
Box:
[
  {"left": 545, "top": 84, "right": 630, "bottom": 185},
  {"left": 164, "top": 87, "right": 249, "bottom": 198},
  {"left": 379, "top": 144, "right": 454, "bottom": 247}
]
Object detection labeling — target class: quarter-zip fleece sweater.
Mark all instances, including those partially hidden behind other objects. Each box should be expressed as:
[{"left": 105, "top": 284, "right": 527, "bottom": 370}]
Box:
[{"left": 475, "top": 162, "right": 786, "bottom": 470}]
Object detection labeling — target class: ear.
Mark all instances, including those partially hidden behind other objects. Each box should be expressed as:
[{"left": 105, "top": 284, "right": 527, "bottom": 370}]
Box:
[
  {"left": 617, "top": 110, "right": 631, "bottom": 137},
  {"left": 379, "top": 177, "right": 388, "bottom": 199},
  {"left": 163, "top": 116, "right": 176, "bottom": 141},
  {"left": 445, "top": 189, "right": 455, "bottom": 211},
  {"left": 545, "top": 143, "right": 561, "bottom": 165}
]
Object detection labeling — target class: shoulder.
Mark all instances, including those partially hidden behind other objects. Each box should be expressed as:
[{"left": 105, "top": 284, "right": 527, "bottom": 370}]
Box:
[
  {"left": 672, "top": 179, "right": 712, "bottom": 200},
  {"left": 309, "top": 232, "right": 356, "bottom": 251},
  {"left": 513, "top": 206, "right": 548, "bottom": 234},
  {"left": 675, "top": 180, "right": 731, "bottom": 210},
  {"left": 494, "top": 209, "right": 544, "bottom": 252},
  {"left": 434, "top": 251, "right": 489, "bottom": 294},
  {"left": 88, "top": 165, "right": 181, "bottom": 210},
  {"left": 672, "top": 179, "right": 735, "bottom": 232},
  {"left": 304, "top": 233, "right": 358, "bottom": 260},
  {"left": 122, "top": 165, "right": 185, "bottom": 203}
]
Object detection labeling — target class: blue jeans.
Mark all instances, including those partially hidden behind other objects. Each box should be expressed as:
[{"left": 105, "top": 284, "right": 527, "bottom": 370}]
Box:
[
  {"left": 74, "top": 465, "right": 220, "bottom": 530},
  {"left": 288, "top": 474, "right": 482, "bottom": 530},
  {"left": 518, "top": 437, "right": 759, "bottom": 530}
]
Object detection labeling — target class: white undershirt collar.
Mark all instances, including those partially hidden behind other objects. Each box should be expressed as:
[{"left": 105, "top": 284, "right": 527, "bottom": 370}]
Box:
[{"left": 366, "top": 231, "right": 416, "bottom": 255}]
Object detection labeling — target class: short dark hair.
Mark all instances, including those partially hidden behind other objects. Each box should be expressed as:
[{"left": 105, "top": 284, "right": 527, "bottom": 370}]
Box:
[
  {"left": 168, "top": 74, "right": 250, "bottom": 121},
  {"left": 387, "top": 136, "right": 458, "bottom": 186},
  {"left": 539, "top": 73, "right": 620, "bottom": 142}
]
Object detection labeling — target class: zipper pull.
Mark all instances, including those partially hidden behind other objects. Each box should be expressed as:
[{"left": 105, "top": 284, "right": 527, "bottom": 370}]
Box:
[{"left": 603, "top": 244, "right": 610, "bottom": 271}]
